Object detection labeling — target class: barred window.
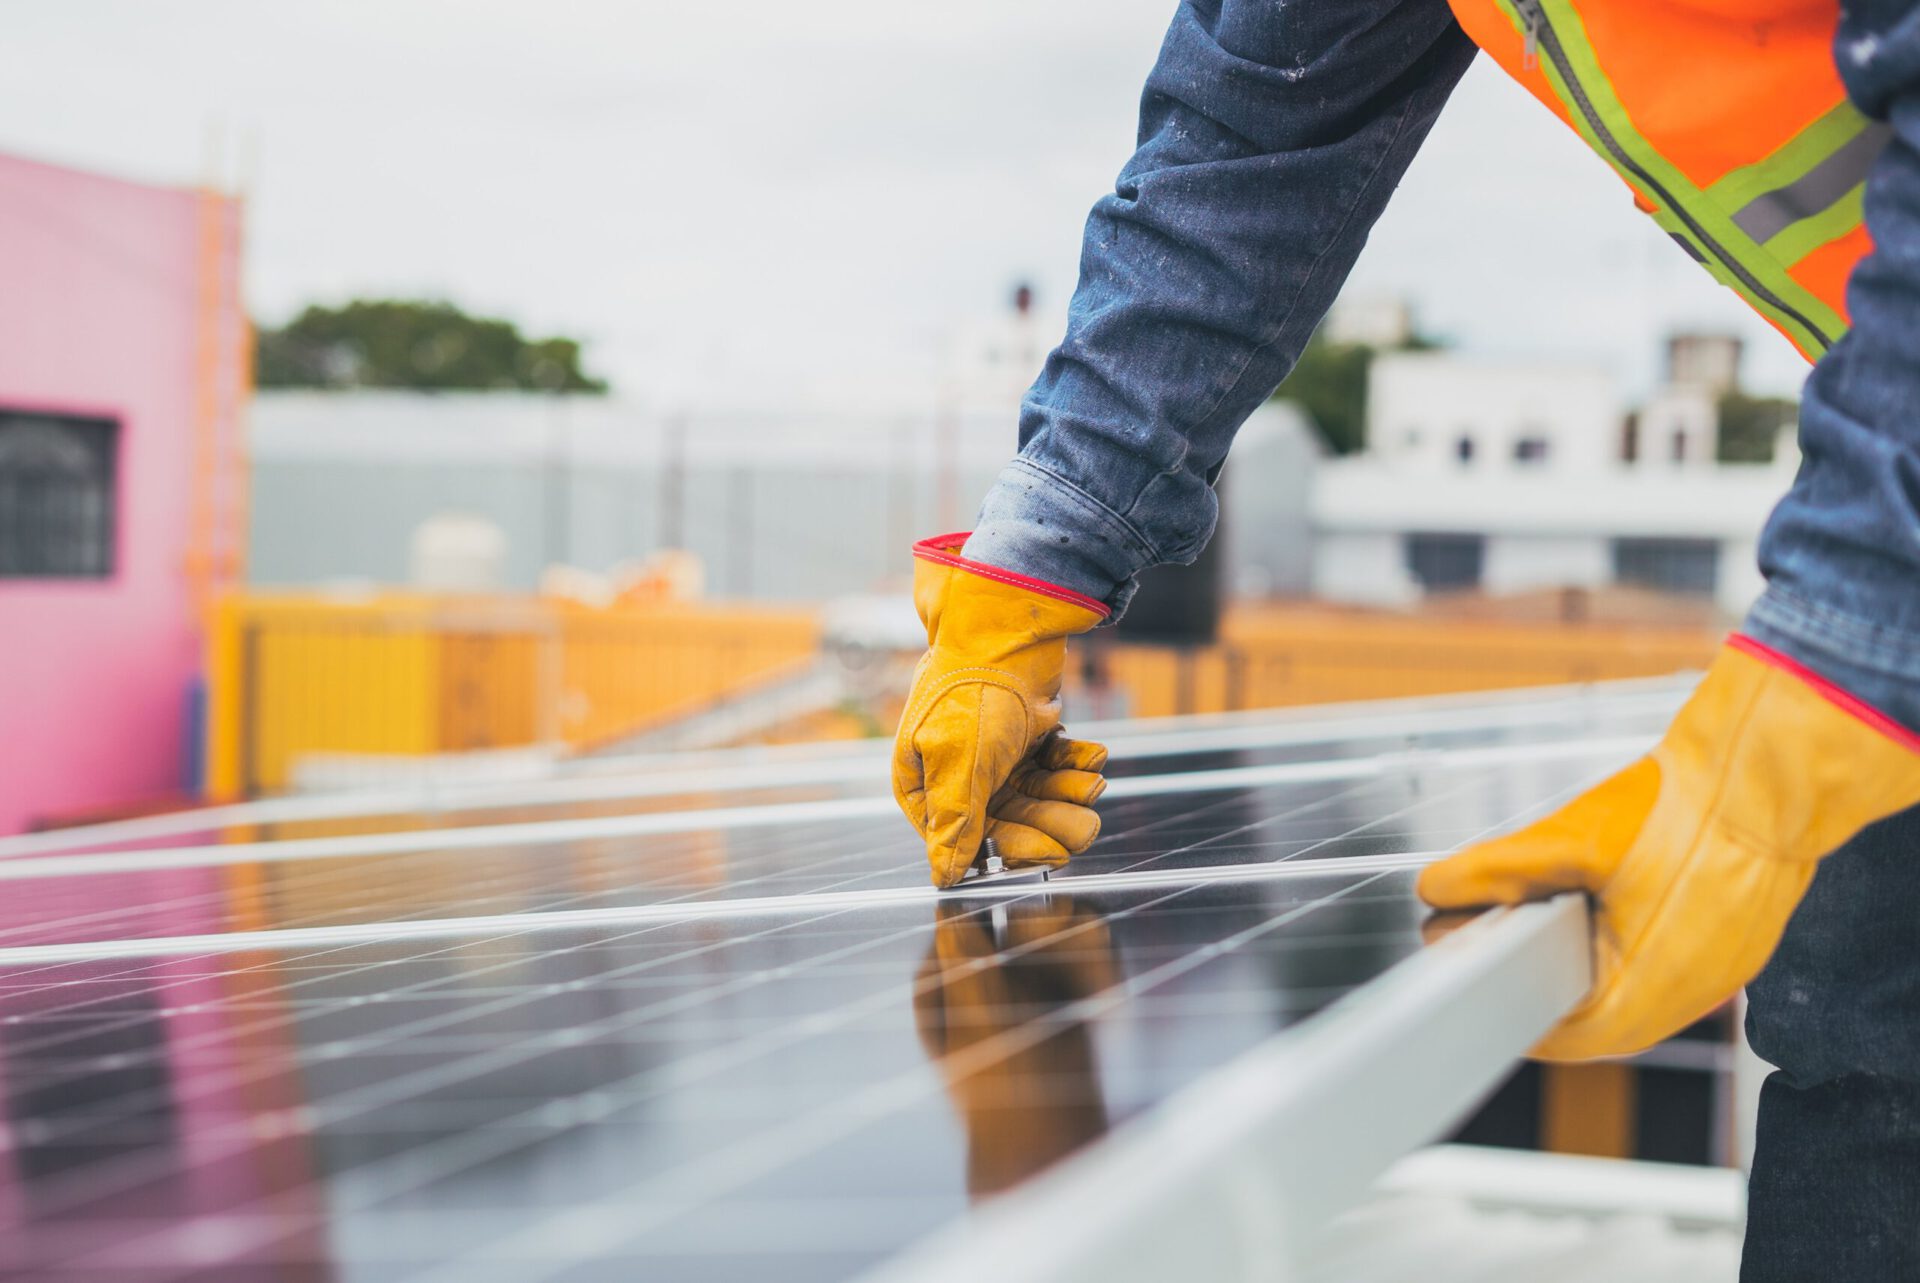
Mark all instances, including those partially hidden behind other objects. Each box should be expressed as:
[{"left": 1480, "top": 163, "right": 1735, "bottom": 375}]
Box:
[
  {"left": 1404, "top": 532, "right": 1485, "bottom": 593},
  {"left": 0, "top": 411, "right": 118, "bottom": 579}
]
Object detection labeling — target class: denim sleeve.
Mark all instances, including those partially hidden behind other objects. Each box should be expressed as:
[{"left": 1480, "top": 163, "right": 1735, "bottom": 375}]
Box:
[
  {"left": 963, "top": 0, "right": 1477, "bottom": 614},
  {"left": 1744, "top": 1, "right": 1920, "bottom": 735}
]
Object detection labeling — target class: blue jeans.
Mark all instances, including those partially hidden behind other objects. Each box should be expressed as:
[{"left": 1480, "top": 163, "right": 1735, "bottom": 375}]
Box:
[
  {"left": 962, "top": 1, "right": 1920, "bottom": 1273},
  {"left": 1745, "top": 804, "right": 1920, "bottom": 1281}
]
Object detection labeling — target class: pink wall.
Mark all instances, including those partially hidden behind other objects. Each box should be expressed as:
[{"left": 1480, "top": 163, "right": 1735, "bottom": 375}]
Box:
[{"left": 0, "top": 151, "right": 243, "bottom": 834}]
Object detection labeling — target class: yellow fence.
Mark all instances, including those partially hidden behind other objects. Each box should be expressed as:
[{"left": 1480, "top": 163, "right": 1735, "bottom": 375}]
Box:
[
  {"left": 202, "top": 591, "right": 1719, "bottom": 798},
  {"left": 1080, "top": 604, "right": 1722, "bottom": 718},
  {"left": 204, "top": 593, "right": 819, "bottom": 798}
]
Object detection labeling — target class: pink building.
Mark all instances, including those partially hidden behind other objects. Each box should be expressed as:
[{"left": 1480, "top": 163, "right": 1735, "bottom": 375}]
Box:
[{"left": 0, "top": 150, "right": 247, "bottom": 834}]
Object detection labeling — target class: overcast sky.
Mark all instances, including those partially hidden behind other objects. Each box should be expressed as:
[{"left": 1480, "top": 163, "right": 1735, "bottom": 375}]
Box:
[{"left": 4, "top": 0, "right": 1811, "bottom": 410}]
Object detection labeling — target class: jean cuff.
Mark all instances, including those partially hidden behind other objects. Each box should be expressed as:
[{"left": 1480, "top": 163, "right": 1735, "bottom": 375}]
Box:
[
  {"left": 1742, "top": 585, "right": 1920, "bottom": 737},
  {"left": 962, "top": 458, "right": 1157, "bottom": 621}
]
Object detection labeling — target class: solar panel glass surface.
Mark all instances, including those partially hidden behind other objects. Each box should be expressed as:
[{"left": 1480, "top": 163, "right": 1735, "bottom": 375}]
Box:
[{"left": 0, "top": 684, "right": 1677, "bottom": 1281}]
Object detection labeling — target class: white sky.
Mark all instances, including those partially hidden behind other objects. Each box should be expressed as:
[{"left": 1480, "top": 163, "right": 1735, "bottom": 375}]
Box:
[{"left": 4, "top": 0, "right": 1811, "bottom": 410}]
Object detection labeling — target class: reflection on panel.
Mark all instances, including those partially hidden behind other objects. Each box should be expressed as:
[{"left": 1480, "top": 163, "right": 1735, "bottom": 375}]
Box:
[
  {"left": 914, "top": 897, "right": 1115, "bottom": 1199},
  {"left": 0, "top": 871, "right": 1419, "bottom": 1279}
]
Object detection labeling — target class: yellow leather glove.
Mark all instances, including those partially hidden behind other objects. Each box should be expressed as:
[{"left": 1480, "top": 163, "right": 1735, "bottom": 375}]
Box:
[
  {"left": 913, "top": 897, "right": 1115, "bottom": 1197},
  {"left": 1420, "top": 636, "right": 1920, "bottom": 1061},
  {"left": 894, "top": 533, "right": 1111, "bottom": 888}
]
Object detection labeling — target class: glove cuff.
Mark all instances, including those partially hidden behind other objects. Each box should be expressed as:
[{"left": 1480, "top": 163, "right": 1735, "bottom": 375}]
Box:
[
  {"left": 1728, "top": 632, "right": 1920, "bottom": 755},
  {"left": 912, "top": 533, "right": 1112, "bottom": 619}
]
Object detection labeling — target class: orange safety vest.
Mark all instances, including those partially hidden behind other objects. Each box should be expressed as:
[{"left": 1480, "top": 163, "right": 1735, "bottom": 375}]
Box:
[{"left": 1447, "top": 0, "right": 1885, "bottom": 362}]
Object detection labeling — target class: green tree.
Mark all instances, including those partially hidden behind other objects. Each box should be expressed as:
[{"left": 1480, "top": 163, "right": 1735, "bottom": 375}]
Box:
[
  {"left": 1274, "top": 328, "right": 1440, "bottom": 455},
  {"left": 256, "top": 299, "right": 608, "bottom": 393},
  {"left": 1717, "top": 391, "right": 1796, "bottom": 464}
]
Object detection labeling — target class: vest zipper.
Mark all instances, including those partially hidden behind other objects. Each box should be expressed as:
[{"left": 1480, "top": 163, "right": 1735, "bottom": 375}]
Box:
[{"left": 1509, "top": 0, "right": 1834, "bottom": 352}]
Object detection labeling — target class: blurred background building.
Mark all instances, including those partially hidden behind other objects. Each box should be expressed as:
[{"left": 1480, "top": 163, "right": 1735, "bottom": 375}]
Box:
[
  {"left": 212, "top": 300, "right": 1755, "bottom": 796},
  {"left": 1312, "top": 333, "right": 1796, "bottom": 617},
  {"left": 0, "top": 208, "right": 1779, "bottom": 822},
  {"left": 0, "top": 149, "right": 247, "bottom": 834}
]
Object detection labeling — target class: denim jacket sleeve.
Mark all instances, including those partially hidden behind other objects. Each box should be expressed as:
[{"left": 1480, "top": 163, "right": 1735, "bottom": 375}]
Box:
[
  {"left": 963, "top": 0, "right": 1476, "bottom": 616},
  {"left": 1743, "top": 0, "right": 1920, "bottom": 735}
]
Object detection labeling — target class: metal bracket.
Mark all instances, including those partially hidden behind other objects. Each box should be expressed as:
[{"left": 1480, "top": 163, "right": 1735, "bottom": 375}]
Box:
[{"left": 948, "top": 838, "right": 1052, "bottom": 890}]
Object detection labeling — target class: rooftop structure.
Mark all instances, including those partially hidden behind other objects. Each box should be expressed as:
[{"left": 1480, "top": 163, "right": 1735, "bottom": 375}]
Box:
[{"left": 0, "top": 150, "right": 247, "bottom": 834}]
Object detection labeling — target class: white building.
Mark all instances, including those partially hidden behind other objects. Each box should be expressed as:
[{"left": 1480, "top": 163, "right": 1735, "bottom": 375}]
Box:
[
  {"left": 1366, "top": 352, "right": 1619, "bottom": 474},
  {"left": 1311, "top": 345, "right": 1797, "bottom": 618}
]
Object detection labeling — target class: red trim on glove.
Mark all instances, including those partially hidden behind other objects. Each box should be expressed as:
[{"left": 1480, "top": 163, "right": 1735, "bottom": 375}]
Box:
[
  {"left": 912, "top": 532, "right": 1112, "bottom": 618},
  {"left": 1728, "top": 632, "right": 1920, "bottom": 755}
]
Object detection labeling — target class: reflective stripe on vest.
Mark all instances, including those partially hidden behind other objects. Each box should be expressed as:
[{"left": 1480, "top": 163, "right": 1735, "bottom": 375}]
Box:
[
  {"left": 1449, "top": 0, "right": 1879, "bottom": 363},
  {"left": 1720, "top": 112, "right": 1890, "bottom": 245}
]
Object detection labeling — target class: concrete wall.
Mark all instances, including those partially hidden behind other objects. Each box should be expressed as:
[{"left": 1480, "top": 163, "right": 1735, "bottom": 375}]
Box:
[
  {"left": 0, "top": 152, "right": 239, "bottom": 833},
  {"left": 250, "top": 452, "right": 999, "bottom": 599},
  {"left": 249, "top": 393, "right": 1324, "bottom": 602}
]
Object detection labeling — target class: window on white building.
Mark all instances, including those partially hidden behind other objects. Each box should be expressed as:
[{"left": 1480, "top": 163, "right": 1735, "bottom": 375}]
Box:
[
  {"left": 0, "top": 411, "right": 118, "bottom": 579},
  {"left": 1405, "top": 532, "right": 1485, "bottom": 593},
  {"left": 1613, "top": 537, "right": 1718, "bottom": 596},
  {"left": 1454, "top": 435, "right": 1475, "bottom": 465},
  {"left": 1513, "top": 437, "right": 1551, "bottom": 464}
]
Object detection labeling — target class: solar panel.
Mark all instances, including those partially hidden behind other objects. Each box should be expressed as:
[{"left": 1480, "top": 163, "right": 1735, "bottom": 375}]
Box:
[
  {"left": 0, "top": 677, "right": 1684, "bottom": 861},
  {"left": 0, "top": 680, "right": 1682, "bottom": 1280}
]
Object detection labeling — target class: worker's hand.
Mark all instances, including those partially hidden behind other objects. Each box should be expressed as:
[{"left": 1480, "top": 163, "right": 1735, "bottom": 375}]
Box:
[
  {"left": 1419, "top": 637, "right": 1920, "bottom": 1062},
  {"left": 893, "top": 533, "right": 1110, "bottom": 888}
]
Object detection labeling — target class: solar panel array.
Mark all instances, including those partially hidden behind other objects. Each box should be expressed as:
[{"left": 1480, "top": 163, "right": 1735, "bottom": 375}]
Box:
[{"left": 0, "top": 681, "right": 1681, "bottom": 1280}]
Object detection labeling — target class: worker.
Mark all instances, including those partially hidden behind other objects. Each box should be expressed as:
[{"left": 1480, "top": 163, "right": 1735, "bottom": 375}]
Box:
[{"left": 890, "top": 2, "right": 1920, "bottom": 1274}]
